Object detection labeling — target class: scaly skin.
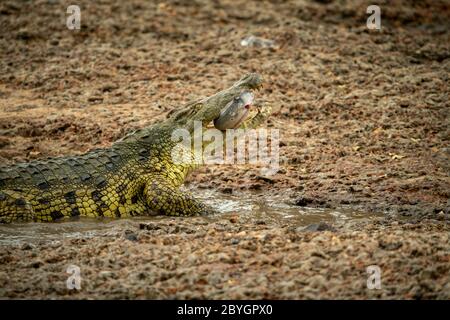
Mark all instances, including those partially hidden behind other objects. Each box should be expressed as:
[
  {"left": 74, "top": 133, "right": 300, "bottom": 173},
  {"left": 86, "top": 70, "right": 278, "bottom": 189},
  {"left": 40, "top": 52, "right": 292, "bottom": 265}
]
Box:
[{"left": 0, "top": 73, "right": 271, "bottom": 223}]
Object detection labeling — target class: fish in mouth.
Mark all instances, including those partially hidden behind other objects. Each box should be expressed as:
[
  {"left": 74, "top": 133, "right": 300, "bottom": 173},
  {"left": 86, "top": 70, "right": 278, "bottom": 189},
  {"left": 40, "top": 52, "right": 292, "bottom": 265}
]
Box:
[{"left": 213, "top": 91, "right": 254, "bottom": 130}]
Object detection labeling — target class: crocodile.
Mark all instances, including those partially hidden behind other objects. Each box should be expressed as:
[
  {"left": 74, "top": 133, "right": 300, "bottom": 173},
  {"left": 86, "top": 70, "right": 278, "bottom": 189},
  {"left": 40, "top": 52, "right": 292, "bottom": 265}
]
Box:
[{"left": 0, "top": 73, "right": 271, "bottom": 223}]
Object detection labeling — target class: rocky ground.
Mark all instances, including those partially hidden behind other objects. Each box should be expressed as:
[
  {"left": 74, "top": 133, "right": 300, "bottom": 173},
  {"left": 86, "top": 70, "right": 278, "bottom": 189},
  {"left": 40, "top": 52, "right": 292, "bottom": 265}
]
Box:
[
  {"left": 0, "top": 0, "right": 449, "bottom": 299},
  {"left": 0, "top": 217, "right": 449, "bottom": 299}
]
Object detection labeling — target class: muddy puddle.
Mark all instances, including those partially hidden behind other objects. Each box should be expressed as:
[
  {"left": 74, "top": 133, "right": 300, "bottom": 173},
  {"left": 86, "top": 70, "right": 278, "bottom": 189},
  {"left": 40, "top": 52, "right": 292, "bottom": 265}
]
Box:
[
  {"left": 194, "top": 189, "right": 381, "bottom": 225},
  {"left": 0, "top": 190, "right": 381, "bottom": 246}
]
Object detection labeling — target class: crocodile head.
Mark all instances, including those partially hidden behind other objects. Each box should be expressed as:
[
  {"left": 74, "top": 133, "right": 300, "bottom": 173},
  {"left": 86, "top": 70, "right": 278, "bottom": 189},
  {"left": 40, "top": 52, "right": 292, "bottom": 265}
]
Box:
[{"left": 168, "top": 73, "right": 263, "bottom": 132}]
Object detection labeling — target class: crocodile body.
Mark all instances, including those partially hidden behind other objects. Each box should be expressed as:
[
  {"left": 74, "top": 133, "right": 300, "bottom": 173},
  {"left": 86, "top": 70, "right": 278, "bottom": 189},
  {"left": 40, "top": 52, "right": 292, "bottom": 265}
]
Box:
[{"left": 0, "top": 74, "right": 270, "bottom": 223}]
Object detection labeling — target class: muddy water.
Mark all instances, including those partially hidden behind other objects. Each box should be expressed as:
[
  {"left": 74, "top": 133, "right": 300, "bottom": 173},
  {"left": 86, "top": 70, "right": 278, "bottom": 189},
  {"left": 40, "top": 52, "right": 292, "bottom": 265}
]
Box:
[
  {"left": 0, "top": 190, "right": 380, "bottom": 246},
  {"left": 195, "top": 189, "right": 378, "bottom": 225}
]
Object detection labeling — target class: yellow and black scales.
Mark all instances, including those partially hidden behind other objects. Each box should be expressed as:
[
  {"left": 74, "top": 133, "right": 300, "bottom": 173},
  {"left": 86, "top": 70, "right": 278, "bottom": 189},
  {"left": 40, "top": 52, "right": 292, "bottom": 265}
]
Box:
[{"left": 0, "top": 74, "right": 271, "bottom": 222}]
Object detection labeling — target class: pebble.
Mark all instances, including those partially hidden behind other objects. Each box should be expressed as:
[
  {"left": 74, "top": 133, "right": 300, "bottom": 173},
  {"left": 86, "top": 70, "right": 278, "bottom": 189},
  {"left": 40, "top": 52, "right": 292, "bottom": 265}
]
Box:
[{"left": 124, "top": 230, "right": 139, "bottom": 242}]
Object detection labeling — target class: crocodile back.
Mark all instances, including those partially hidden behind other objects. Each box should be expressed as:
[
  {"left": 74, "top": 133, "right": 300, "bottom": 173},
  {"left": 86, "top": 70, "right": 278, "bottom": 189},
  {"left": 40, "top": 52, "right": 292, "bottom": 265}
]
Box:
[{"left": 0, "top": 145, "right": 147, "bottom": 222}]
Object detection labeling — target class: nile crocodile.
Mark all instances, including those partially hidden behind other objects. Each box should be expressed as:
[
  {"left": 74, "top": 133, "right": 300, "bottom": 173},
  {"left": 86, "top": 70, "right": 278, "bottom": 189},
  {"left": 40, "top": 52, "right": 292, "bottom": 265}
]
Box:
[{"left": 0, "top": 73, "right": 271, "bottom": 223}]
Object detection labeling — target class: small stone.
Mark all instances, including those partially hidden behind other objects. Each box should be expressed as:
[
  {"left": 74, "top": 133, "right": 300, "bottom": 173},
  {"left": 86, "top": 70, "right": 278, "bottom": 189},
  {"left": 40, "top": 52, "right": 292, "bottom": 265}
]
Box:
[
  {"left": 139, "top": 223, "right": 161, "bottom": 231},
  {"left": 21, "top": 243, "right": 33, "bottom": 250},
  {"left": 88, "top": 96, "right": 103, "bottom": 103},
  {"left": 295, "top": 196, "right": 314, "bottom": 207},
  {"left": 30, "top": 260, "right": 43, "bottom": 268},
  {"left": 167, "top": 75, "right": 179, "bottom": 81},
  {"left": 230, "top": 238, "right": 240, "bottom": 245},
  {"left": 220, "top": 187, "right": 233, "bottom": 194},
  {"left": 240, "top": 35, "right": 278, "bottom": 49},
  {"left": 229, "top": 216, "right": 238, "bottom": 223},
  {"left": 50, "top": 241, "right": 62, "bottom": 248},
  {"left": 100, "top": 83, "right": 118, "bottom": 92},
  {"left": 16, "top": 29, "right": 33, "bottom": 40},
  {"left": 124, "top": 230, "right": 138, "bottom": 242}
]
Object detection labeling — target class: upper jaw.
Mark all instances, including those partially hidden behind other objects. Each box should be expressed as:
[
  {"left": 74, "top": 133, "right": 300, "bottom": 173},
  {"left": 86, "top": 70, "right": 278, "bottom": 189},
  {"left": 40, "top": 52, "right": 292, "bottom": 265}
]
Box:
[
  {"left": 192, "top": 73, "right": 263, "bottom": 126},
  {"left": 235, "top": 73, "right": 263, "bottom": 91}
]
